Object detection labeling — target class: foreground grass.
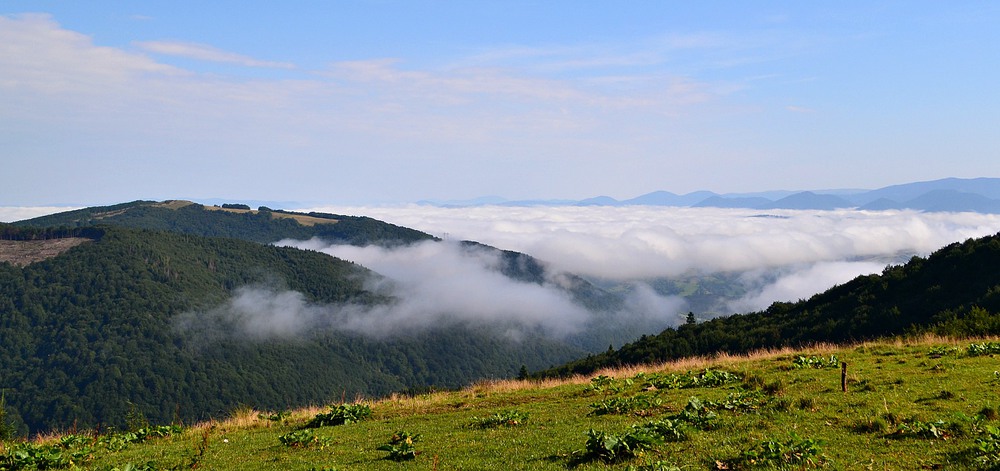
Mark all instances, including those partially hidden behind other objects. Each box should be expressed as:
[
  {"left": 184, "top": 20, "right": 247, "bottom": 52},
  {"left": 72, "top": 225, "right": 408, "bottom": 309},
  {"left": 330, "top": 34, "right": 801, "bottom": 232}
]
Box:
[{"left": 7, "top": 336, "right": 1000, "bottom": 470}]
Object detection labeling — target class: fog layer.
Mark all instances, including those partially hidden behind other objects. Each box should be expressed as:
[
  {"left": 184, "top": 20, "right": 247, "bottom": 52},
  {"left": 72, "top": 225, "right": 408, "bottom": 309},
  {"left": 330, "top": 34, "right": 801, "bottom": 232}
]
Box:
[
  {"left": 178, "top": 206, "right": 1000, "bottom": 340},
  {"left": 301, "top": 206, "right": 1000, "bottom": 279},
  {"left": 300, "top": 205, "right": 1000, "bottom": 312}
]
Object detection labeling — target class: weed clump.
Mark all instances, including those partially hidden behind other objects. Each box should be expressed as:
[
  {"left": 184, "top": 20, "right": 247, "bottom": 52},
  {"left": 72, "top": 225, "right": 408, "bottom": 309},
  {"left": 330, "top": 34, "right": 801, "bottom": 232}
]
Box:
[
  {"left": 971, "top": 425, "right": 1000, "bottom": 466},
  {"left": 792, "top": 355, "right": 840, "bottom": 369},
  {"left": 671, "top": 397, "right": 717, "bottom": 430},
  {"left": 0, "top": 440, "right": 92, "bottom": 469},
  {"left": 967, "top": 342, "right": 1000, "bottom": 357},
  {"left": 378, "top": 430, "right": 421, "bottom": 461},
  {"left": 928, "top": 345, "right": 959, "bottom": 358},
  {"left": 578, "top": 420, "right": 688, "bottom": 463},
  {"left": 720, "top": 432, "right": 825, "bottom": 469},
  {"left": 891, "top": 418, "right": 954, "bottom": 439},
  {"left": 279, "top": 429, "right": 331, "bottom": 449},
  {"left": 586, "top": 375, "right": 633, "bottom": 395},
  {"left": 99, "top": 425, "right": 183, "bottom": 452},
  {"left": 304, "top": 403, "right": 372, "bottom": 428},
  {"left": 644, "top": 369, "right": 741, "bottom": 390}
]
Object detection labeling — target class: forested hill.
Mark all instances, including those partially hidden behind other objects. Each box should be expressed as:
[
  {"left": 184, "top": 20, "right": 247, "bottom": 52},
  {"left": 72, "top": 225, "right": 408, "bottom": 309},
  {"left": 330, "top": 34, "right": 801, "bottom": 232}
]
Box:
[
  {"left": 541, "top": 231, "right": 1000, "bottom": 377},
  {"left": 15, "top": 201, "right": 634, "bottom": 349},
  {"left": 14, "top": 200, "right": 642, "bottom": 325},
  {"left": 0, "top": 225, "right": 583, "bottom": 435},
  {"left": 14, "top": 200, "right": 434, "bottom": 246}
]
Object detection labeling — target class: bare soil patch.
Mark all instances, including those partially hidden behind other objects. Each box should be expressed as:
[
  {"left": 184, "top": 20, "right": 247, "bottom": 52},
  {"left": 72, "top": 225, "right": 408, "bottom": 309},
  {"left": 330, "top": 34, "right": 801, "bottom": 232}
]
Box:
[{"left": 0, "top": 238, "right": 92, "bottom": 267}]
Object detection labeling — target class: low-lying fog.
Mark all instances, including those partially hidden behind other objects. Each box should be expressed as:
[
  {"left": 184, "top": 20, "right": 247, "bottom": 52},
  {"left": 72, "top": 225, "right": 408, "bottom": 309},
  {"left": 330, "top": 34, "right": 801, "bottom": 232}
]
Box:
[{"left": 297, "top": 205, "right": 1000, "bottom": 316}]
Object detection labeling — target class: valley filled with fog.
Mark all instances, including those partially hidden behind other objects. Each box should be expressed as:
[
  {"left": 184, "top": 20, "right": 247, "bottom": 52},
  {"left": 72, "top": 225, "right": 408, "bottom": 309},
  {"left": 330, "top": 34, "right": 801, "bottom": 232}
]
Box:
[{"left": 294, "top": 205, "right": 1000, "bottom": 329}]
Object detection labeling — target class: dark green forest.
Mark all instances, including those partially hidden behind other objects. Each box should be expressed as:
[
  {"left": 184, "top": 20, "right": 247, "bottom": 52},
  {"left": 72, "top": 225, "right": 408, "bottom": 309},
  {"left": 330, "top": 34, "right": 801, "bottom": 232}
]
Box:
[
  {"left": 17, "top": 201, "right": 642, "bottom": 350},
  {"left": 0, "top": 224, "right": 582, "bottom": 435},
  {"left": 540, "top": 232, "right": 1000, "bottom": 378}
]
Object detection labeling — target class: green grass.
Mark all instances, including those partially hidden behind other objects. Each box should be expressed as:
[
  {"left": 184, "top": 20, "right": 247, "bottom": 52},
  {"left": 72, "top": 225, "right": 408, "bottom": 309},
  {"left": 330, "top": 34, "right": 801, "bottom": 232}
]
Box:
[{"left": 7, "top": 336, "right": 1000, "bottom": 470}]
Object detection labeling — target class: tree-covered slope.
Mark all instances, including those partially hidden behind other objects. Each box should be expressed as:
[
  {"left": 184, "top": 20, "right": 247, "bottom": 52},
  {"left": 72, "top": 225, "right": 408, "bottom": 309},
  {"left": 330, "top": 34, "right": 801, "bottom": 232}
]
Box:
[
  {"left": 542, "top": 232, "right": 1000, "bottom": 377},
  {"left": 14, "top": 200, "right": 434, "bottom": 246},
  {"left": 17, "top": 202, "right": 638, "bottom": 350},
  {"left": 0, "top": 225, "right": 583, "bottom": 435}
]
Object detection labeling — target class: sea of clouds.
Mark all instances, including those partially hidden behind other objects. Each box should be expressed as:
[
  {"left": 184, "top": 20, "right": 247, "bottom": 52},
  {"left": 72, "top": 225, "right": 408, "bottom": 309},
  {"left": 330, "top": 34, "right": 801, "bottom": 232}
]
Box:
[
  {"left": 0, "top": 206, "right": 81, "bottom": 223},
  {"left": 182, "top": 205, "right": 1000, "bottom": 342},
  {"left": 298, "top": 205, "right": 1000, "bottom": 313}
]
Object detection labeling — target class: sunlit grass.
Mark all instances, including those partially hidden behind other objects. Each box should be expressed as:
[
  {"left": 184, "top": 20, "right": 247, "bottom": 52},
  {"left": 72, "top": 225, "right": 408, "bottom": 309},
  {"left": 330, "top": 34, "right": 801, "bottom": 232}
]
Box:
[{"left": 8, "top": 335, "right": 1000, "bottom": 470}]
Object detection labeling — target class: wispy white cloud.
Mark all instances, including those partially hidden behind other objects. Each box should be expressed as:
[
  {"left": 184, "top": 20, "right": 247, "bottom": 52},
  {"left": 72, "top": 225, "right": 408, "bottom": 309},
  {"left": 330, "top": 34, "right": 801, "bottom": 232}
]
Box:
[
  {"left": 3, "top": 13, "right": 816, "bottom": 206},
  {"left": 135, "top": 40, "right": 296, "bottom": 69},
  {"left": 0, "top": 13, "right": 181, "bottom": 95},
  {"left": 0, "top": 13, "right": 725, "bottom": 164},
  {"left": 323, "top": 58, "right": 701, "bottom": 109}
]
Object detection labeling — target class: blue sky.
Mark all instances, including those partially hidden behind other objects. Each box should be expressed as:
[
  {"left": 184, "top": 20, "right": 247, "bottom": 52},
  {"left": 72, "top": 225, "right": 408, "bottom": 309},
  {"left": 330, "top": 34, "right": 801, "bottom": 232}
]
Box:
[{"left": 2, "top": 1, "right": 998, "bottom": 206}]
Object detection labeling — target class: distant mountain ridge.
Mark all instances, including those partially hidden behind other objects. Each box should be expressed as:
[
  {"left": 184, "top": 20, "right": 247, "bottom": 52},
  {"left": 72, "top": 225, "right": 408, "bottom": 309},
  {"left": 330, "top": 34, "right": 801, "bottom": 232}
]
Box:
[{"left": 421, "top": 177, "right": 1000, "bottom": 213}]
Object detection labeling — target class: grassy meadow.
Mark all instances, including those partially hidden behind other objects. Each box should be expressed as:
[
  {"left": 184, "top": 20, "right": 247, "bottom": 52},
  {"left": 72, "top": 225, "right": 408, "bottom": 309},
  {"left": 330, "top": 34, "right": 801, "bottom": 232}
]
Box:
[{"left": 5, "top": 336, "right": 1000, "bottom": 470}]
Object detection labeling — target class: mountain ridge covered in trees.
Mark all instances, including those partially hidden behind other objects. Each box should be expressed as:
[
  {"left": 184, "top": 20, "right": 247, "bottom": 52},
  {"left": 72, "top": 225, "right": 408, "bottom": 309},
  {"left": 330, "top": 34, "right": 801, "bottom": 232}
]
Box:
[
  {"left": 0, "top": 222, "right": 584, "bottom": 435},
  {"left": 13, "top": 200, "right": 435, "bottom": 246}
]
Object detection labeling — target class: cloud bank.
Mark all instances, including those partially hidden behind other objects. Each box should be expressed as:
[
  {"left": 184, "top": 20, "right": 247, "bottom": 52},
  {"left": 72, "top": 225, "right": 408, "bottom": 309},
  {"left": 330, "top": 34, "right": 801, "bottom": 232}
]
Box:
[
  {"left": 300, "top": 206, "right": 1000, "bottom": 278},
  {"left": 184, "top": 206, "right": 1000, "bottom": 342},
  {"left": 298, "top": 205, "right": 1000, "bottom": 313},
  {"left": 0, "top": 206, "right": 82, "bottom": 223}
]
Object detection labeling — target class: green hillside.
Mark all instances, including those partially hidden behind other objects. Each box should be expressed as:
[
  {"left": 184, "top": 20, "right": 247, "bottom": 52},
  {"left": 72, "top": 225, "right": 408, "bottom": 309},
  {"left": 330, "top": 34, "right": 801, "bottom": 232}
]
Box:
[
  {"left": 5, "top": 337, "right": 1000, "bottom": 470},
  {"left": 542, "top": 232, "right": 1000, "bottom": 378},
  {"left": 14, "top": 201, "right": 642, "bottom": 351},
  {"left": 0, "top": 225, "right": 583, "bottom": 435},
  {"left": 13, "top": 200, "right": 434, "bottom": 246}
]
